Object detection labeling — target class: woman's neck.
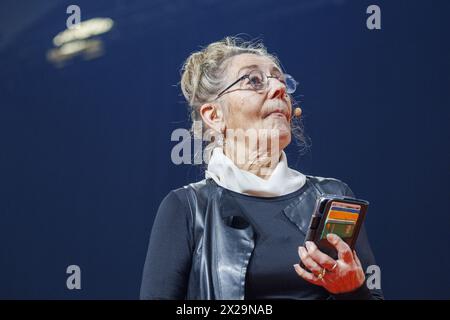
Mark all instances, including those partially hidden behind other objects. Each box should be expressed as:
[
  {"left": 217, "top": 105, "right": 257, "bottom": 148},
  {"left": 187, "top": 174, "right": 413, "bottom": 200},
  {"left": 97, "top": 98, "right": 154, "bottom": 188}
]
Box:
[{"left": 223, "top": 143, "right": 282, "bottom": 180}]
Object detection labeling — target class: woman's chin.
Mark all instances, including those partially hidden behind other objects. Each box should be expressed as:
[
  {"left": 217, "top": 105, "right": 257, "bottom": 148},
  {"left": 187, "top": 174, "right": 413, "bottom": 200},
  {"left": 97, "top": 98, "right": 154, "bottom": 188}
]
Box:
[
  {"left": 278, "top": 132, "right": 291, "bottom": 149},
  {"left": 265, "top": 125, "right": 291, "bottom": 149},
  {"left": 267, "top": 121, "right": 291, "bottom": 137}
]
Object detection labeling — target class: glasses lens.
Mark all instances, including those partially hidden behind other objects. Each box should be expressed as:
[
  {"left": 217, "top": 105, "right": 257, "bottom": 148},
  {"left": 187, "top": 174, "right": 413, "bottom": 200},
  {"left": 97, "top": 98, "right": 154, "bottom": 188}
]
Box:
[
  {"left": 247, "top": 70, "right": 265, "bottom": 90},
  {"left": 284, "top": 74, "right": 297, "bottom": 94}
]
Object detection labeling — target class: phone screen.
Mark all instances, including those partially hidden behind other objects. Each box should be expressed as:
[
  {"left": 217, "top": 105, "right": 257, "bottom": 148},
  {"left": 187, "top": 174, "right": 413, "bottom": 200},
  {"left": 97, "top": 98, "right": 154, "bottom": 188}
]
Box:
[{"left": 319, "top": 201, "right": 361, "bottom": 240}]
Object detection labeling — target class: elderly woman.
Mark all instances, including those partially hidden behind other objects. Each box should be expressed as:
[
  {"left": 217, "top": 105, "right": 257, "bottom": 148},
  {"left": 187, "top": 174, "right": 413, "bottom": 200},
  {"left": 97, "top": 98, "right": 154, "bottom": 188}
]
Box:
[{"left": 140, "top": 37, "right": 383, "bottom": 300}]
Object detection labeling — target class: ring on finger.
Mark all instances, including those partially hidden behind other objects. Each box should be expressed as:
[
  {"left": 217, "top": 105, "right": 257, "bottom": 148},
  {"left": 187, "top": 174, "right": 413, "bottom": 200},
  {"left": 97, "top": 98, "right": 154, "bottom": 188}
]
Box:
[
  {"left": 317, "top": 267, "right": 327, "bottom": 280},
  {"left": 330, "top": 262, "right": 338, "bottom": 272}
]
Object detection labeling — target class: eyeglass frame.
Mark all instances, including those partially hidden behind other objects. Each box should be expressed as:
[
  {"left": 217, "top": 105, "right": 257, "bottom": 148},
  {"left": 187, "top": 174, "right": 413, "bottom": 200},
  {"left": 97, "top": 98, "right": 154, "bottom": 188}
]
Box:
[{"left": 215, "top": 69, "right": 297, "bottom": 100}]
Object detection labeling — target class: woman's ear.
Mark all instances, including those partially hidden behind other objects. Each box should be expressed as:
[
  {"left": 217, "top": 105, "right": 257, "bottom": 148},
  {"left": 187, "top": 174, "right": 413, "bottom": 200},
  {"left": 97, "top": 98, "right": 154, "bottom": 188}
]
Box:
[{"left": 199, "top": 103, "right": 225, "bottom": 133}]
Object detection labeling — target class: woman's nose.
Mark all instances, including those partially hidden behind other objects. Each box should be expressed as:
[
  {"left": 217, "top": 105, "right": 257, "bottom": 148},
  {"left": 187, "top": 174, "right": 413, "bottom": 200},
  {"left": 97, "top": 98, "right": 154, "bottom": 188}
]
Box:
[{"left": 268, "top": 78, "right": 287, "bottom": 99}]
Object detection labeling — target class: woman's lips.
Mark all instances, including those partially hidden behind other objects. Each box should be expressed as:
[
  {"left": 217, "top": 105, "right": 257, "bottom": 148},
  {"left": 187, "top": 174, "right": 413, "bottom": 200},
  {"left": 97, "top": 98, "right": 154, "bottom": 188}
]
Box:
[{"left": 265, "top": 110, "right": 288, "bottom": 119}]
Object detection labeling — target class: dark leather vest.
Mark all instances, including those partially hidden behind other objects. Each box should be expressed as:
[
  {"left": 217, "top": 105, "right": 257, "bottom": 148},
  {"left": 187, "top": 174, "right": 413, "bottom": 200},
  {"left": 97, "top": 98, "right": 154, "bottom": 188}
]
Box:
[{"left": 183, "top": 175, "right": 352, "bottom": 300}]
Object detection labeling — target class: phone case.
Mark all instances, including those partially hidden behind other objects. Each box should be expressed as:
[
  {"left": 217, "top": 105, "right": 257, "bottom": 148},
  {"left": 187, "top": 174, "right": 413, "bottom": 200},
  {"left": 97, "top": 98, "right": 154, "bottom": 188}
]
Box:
[{"left": 304, "top": 194, "right": 369, "bottom": 259}]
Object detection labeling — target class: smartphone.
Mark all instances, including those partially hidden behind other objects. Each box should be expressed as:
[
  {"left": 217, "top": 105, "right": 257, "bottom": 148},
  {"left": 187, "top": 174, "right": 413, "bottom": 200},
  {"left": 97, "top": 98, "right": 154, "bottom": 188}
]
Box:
[{"left": 304, "top": 195, "right": 369, "bottom": 259}]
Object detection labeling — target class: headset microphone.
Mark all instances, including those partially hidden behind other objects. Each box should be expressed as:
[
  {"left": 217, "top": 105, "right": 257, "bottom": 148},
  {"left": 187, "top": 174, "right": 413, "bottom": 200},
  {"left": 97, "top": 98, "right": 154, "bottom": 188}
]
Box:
[{"left": 293, "top": 107, "right": 302, "bottom": 118}]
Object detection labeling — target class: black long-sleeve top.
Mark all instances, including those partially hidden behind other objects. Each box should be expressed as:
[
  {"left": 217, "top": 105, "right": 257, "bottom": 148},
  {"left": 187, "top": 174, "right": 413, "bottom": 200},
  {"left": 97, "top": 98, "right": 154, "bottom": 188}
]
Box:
[{"left": 140, "top": 184, "right": 384, "bottom": 300}]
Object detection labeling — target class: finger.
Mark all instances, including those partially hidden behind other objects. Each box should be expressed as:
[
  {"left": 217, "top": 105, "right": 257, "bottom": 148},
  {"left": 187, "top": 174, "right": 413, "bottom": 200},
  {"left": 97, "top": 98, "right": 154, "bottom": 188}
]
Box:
[
  {"left": 326, "top": 233, "right": 353, "bottom": 263},
  {"left": 298, "top": 246, "right": 322, "bottom": 275},
  {"left": 305, "top": 241, "right": 337, "bottom": 271},
  {"left": 293, "top": 264, "right": 322, "bottom": 286},
  {"left": 353, "top": 250, "right": 362, "bottom": 268}
]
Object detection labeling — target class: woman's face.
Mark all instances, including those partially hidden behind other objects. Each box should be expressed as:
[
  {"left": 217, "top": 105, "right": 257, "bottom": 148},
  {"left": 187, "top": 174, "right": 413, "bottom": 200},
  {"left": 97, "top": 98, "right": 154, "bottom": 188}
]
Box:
[{"left": 220, "top": 53, "right": 293, "bottom": 151}]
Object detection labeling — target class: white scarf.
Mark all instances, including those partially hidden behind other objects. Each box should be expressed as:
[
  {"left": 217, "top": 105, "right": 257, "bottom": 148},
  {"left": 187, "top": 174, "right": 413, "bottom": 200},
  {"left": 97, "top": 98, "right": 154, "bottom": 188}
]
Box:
[{"left": 205, "top": 148, "right": 306, "bottom": 197}]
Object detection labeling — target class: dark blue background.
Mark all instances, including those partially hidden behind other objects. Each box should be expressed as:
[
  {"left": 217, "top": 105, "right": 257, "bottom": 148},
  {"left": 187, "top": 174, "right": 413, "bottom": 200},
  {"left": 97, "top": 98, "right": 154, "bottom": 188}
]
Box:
[{"left": 1, "top": 0, "right": 449, "bottom": 299}]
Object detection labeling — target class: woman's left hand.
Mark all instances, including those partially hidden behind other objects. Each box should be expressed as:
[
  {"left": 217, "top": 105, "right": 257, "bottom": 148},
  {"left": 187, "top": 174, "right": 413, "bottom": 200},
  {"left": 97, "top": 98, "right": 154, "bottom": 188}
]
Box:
[{"left": 293, "top": 233, "right": 366, "bottom": 294}]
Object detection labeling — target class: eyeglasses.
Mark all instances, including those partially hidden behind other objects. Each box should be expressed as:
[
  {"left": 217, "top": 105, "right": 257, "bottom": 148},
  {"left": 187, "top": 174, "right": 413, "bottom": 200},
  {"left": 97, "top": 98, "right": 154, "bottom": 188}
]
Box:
[{"left": 215, "top": 69, "right": 298, "bottom": 99}]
